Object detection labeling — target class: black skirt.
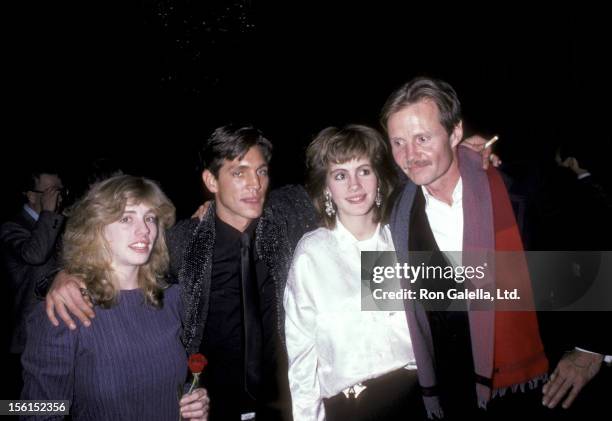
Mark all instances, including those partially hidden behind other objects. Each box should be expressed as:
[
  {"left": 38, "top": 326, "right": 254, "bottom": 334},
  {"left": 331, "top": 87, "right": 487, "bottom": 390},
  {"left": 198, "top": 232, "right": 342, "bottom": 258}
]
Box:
[{"left": 323, "top": 368, "right": 426, "bottom": 421}]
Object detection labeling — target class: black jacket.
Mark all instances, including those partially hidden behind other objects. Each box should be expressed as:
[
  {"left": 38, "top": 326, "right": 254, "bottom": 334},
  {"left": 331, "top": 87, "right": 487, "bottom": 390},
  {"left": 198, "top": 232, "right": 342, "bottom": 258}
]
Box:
[
  {"left": 166, "top": 185, "right": 319, "bottom": 354},
  {"left": 1, "top": 208, "right": 64, "bottom": 352}
]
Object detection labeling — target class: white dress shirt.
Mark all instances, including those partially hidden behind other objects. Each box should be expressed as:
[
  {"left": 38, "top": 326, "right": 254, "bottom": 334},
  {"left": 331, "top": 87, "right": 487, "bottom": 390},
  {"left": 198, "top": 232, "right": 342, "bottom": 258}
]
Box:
[
  {"left": 421, "top": 178, "right": 464, "bottom": 264},
  {"left": 284, "top": 220, "right": 416, "bottom": 421}
]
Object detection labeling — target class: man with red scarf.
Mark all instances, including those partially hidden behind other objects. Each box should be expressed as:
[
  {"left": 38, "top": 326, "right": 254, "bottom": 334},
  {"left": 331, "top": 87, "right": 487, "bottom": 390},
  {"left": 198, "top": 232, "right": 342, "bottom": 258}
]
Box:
[{"left": 380, "top": 77, "right": 567, "bottom": 419}]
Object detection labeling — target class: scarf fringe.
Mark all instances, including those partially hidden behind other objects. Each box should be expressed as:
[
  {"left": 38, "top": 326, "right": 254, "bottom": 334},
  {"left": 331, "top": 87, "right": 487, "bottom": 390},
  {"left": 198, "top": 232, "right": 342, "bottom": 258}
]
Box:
[
  {"left": 478, "top": 373, "right": 549, "bottom": 409},
  {"left": 423, "top": 396, "right": 444, "bottom": 420}
]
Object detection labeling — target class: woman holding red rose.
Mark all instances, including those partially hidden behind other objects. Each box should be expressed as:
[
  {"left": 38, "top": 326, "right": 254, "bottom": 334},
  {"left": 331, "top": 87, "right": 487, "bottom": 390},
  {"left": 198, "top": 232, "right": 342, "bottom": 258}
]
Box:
[{"left": 21, "top": 175, "right": 209, "bottom": 420}]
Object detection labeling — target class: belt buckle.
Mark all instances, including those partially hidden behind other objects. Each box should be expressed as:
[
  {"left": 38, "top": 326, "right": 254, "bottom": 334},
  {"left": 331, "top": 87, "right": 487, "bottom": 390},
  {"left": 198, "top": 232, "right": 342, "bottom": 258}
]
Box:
[{"left": 342, "top": 383, "right": 366, "bottom": 399}]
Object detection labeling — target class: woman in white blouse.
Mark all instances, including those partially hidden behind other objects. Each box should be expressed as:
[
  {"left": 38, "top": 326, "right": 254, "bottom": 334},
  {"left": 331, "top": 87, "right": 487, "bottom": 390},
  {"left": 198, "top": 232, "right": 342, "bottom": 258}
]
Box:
[{"left": 284, "top": 125, "right": 424, "bottom": 421}]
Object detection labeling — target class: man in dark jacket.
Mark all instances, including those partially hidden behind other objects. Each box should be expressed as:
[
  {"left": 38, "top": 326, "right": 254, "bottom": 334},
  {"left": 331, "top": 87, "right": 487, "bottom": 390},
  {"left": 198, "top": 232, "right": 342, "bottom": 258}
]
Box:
[{"left": 1, "top": 168, "right": 65, "bottom": 397}]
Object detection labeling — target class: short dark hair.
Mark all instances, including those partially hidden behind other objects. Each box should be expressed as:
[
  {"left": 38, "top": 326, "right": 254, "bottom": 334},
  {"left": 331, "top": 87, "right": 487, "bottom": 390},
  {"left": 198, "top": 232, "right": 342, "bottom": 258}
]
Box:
[
  {"left": 380, "top": 76, "right": 462, "bottom": 135},
  {"left": 306, "top": 124, "right": 398, "bottom": 229},
  {"left": 199, "top": 125, "right": 273, "bottom": 177},
  {"left": 21, "top": 168, "right": 61, "bottom": 194}
]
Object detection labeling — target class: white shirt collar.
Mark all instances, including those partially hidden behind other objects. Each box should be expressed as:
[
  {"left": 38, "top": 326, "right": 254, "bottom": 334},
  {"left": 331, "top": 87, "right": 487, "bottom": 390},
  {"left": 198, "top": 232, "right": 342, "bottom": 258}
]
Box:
[
  {"left": 334, "top": 218, "right": 385, "bottom": 251},
  {"left": 23, "top": 204, "right": 39, "bottom": 221},
  {"left": 421, "top": 177, "right": 463, "bottom": 207}
]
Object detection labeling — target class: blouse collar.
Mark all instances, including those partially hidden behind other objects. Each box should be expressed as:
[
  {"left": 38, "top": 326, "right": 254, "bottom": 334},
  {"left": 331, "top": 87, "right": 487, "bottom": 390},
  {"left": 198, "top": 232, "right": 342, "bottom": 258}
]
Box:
[{"left": 334, "top": 218, "right": 388, "bottom": 251}]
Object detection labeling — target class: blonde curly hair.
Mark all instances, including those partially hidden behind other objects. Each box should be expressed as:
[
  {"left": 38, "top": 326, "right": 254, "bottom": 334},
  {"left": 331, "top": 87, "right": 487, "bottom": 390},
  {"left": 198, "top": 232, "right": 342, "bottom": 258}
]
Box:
[{"left": 62, "top": 174, "right": 175, "bottom": 308}]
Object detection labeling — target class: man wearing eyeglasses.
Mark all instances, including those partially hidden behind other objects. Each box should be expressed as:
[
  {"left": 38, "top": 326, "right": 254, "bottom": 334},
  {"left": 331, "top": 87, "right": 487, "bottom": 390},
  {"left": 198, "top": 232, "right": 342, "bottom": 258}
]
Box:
[{"left": 0, "top": 168, "right": 66, "bottom": 398}]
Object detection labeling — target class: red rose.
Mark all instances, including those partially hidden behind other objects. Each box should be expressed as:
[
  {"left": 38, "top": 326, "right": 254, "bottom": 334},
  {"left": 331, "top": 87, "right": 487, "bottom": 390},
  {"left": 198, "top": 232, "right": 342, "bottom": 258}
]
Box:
[{"left": 188, "top": 353, "right": 208, "bottom": 374}]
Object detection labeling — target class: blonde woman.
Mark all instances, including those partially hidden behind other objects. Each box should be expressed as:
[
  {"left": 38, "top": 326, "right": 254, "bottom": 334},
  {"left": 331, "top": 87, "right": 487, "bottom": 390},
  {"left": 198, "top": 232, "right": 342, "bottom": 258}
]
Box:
[{"left": 21, "top": 175, "right": 209, "bottom": 420}]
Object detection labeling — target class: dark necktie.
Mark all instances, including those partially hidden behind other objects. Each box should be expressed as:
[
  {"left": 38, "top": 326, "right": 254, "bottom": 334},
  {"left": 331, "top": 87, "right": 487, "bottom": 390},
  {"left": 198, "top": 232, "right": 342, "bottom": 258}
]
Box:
[{"left": 240, "top": 232, "right": 263, "bottom": 400}]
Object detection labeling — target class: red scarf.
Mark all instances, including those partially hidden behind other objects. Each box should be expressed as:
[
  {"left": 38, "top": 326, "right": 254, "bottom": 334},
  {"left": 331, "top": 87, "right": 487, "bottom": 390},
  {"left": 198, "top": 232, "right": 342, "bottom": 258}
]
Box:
[{"left": 487, "top": 167, "right": 549, "bottom": 390}]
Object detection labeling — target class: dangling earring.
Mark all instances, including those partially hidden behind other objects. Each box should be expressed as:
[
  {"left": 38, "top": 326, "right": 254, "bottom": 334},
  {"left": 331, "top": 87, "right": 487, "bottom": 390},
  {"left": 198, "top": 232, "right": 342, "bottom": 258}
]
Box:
[
  {"left": 375, "top": 186, "right": 382, "bottom": 208},
  {"left": 324, "top": 191, "right": 336, "bottom": 216}
]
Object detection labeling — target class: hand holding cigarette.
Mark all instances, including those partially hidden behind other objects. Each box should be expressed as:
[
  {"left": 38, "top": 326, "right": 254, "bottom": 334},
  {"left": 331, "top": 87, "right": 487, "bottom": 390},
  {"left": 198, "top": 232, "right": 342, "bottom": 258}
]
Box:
[
  {"left": 484, "top": 135, "right": 499, "bottom": 150},
  {"left": 460, "top": 134, "right": 501, "bottom": 169}
]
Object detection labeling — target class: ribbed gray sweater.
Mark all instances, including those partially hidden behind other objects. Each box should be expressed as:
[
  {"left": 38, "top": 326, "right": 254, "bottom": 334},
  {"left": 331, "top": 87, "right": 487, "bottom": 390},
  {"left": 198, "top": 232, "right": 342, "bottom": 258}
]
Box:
[{"left": 21, "top": 285, "right": 187, "bottom": 420}]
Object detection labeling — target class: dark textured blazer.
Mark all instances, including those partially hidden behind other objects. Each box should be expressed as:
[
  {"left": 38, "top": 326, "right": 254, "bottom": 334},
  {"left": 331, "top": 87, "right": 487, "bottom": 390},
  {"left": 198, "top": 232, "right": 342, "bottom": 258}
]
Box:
[
  {"left": 0, "top": 208, "right": 64, "bottom": 353},
  {"left": 166, "top": 185, "right": 319, "bottom": 354}
]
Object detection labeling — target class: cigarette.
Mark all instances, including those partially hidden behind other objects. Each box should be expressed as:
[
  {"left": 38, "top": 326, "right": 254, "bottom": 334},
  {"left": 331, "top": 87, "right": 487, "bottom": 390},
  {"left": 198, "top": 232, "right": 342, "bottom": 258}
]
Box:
[{"left": 484, "top": 135, "right": 499, "bottom": 149}]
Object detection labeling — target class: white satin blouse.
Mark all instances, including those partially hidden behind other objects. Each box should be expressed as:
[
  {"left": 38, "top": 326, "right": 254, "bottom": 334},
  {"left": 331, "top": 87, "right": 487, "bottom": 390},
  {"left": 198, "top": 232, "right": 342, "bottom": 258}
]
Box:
[{"left": 284, "top": 220, "right": 416, "bottom": 421}]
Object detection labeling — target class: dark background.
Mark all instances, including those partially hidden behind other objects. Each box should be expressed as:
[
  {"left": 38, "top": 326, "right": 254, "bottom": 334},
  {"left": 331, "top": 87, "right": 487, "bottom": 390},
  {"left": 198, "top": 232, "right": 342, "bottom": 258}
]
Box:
[
  {"left": 3, "top": 1, "right": 610, "bottom": 219},
  {"left": 2, "top": 0, "right": 611, "bottom": 405}
]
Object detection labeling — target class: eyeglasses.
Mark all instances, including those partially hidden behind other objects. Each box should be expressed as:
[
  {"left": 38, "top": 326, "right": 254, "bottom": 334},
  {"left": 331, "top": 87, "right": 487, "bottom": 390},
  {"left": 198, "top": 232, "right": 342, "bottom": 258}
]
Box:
[{"left": 30, "top": 187, "right": 67, "bottom": 196}]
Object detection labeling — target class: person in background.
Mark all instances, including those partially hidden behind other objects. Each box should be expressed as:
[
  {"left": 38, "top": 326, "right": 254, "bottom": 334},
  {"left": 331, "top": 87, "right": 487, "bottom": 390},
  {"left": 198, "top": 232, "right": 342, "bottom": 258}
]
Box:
[{"left": 0, "top": 167, "right": 65, "bottom": 398}]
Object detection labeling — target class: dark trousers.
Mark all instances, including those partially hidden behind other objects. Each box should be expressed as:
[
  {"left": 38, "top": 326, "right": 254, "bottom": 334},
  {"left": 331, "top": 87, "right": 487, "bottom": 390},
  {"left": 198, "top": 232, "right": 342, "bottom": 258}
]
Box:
[
  {"left": 205, "top": 382, "right": 289, "bottom": 421},
  {"left": 205, "top": 386, "right": 254, "bottom": 421},
  {"left": 323, "top": 368, "right": 425, "bottom": 421},
  {"left": 427, "top": 310, "right": 479, "bottom": 419}
]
